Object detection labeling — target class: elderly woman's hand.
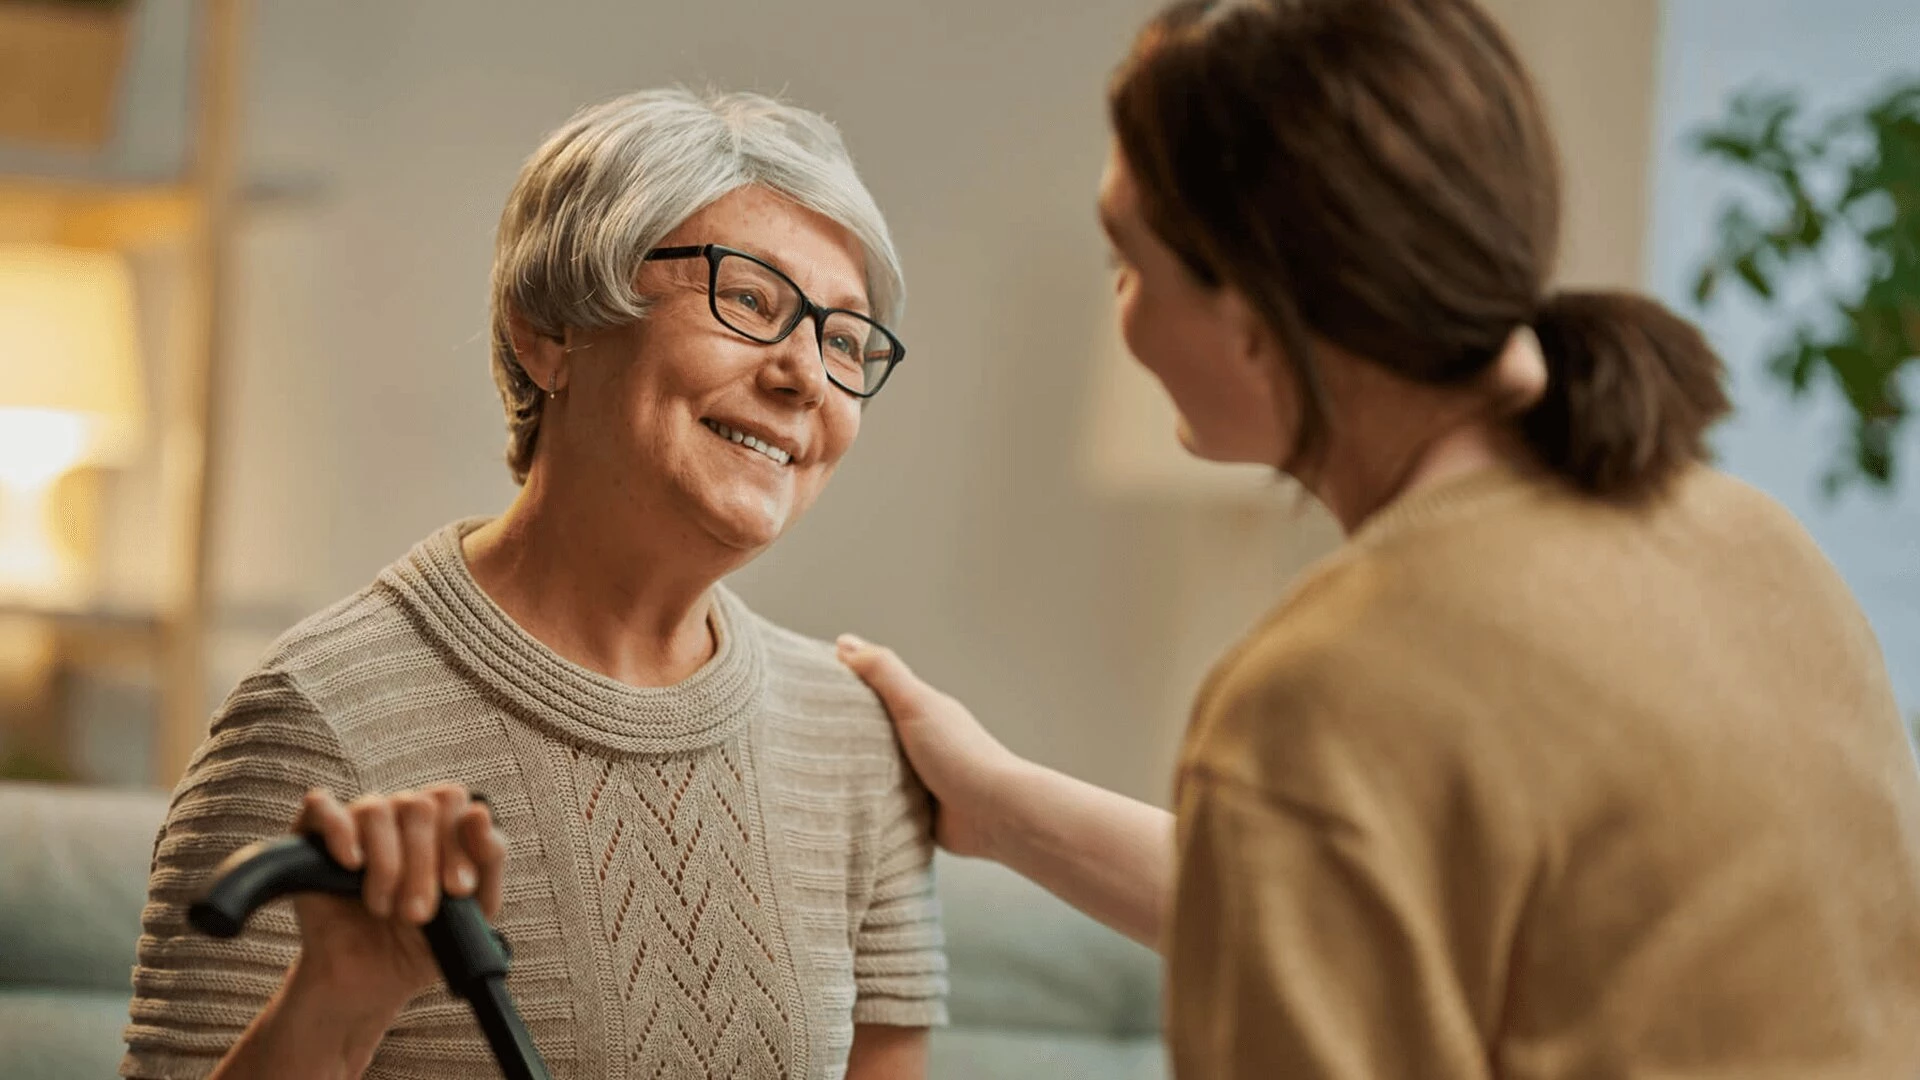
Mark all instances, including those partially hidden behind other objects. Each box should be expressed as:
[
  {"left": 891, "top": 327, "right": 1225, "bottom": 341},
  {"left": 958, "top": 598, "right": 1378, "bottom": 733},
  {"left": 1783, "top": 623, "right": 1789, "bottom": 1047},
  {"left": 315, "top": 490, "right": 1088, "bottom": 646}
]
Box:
[
  {"left": 288, "top": 785, "right": 507, "bottom": 1013},
  {"left": 836, "top": 635, "right": 1024, "bottom": 861},
  {"left": 204, "top": 786, "right": 509, "bottom": 1080}
]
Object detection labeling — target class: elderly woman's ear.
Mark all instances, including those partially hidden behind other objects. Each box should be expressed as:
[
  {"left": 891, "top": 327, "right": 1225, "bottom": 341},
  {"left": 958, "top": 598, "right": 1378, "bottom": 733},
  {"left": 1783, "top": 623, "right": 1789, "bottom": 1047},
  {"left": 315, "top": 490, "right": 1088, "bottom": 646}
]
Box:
[{"left": 508, "top": 309, "right": 570, "bottom": 395}]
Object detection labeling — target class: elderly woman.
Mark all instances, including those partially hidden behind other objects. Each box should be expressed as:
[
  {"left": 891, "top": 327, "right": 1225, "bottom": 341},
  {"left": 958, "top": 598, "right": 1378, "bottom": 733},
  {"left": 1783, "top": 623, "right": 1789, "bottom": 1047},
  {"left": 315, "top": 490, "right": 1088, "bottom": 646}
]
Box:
[{"left": 120, "top": 89, "right": 944, "bottom": 1080}]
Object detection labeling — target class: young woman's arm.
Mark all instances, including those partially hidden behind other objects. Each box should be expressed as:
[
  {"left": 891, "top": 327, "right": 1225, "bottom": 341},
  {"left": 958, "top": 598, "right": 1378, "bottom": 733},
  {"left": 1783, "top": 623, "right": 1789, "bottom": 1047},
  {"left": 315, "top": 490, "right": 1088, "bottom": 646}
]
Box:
[{"left": 837, "top": 637, "right": 1175, "bottom": 950}]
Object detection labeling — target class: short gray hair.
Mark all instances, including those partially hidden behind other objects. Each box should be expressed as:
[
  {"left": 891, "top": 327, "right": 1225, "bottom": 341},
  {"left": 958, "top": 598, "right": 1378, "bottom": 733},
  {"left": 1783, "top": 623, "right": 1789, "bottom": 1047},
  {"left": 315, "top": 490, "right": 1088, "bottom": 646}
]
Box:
[{"left": 488, "top": 88, "right": 906, "bottom": 482}]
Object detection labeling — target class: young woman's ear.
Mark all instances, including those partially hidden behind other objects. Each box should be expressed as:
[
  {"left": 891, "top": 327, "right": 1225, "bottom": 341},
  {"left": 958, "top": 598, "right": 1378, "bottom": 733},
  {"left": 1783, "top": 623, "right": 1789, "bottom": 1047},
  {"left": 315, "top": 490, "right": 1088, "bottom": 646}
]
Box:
[{"left": 1217, "top": 288, "right": 1281, "bottom": 378}]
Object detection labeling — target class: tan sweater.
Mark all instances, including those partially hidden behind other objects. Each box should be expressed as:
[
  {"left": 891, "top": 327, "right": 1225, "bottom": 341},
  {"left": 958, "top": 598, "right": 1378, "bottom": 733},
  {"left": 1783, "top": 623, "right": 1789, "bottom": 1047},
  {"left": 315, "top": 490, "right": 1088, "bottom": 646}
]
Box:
[
  {"left": 121, "top": 521, "right": 947, "bottom": 1080},
  {"left": 1168, "top": 464, "right": 1920, "bottom": 1079}
]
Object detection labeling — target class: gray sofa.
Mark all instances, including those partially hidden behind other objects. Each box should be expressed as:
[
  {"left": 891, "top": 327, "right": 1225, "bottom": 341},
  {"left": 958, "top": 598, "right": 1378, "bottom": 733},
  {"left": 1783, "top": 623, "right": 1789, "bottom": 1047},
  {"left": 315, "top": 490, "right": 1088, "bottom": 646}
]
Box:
[{"left": 0, "top": 781, "right": 1164, "bottom": 1078}]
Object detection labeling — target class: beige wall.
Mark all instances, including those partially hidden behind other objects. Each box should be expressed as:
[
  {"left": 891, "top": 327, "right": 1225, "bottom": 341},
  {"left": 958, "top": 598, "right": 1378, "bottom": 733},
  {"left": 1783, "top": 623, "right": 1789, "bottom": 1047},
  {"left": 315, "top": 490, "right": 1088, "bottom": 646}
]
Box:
[
  {"left": 1482, "top": 0, "right": 1663, "bottom": 289},
  {"left": 75, "top": 0, "right": 1661, "bottom": 797},
  {"left": 194, "top": 0, "right": 1206, "bottom": 802}
]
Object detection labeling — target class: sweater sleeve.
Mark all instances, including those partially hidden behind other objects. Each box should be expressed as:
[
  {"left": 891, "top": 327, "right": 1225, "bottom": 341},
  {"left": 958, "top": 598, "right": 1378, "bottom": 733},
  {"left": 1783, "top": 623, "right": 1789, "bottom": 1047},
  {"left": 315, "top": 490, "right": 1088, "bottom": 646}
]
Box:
[
  {"left": 1165, "top": 576, "right": 1536, "bottom": 1080},
  {"left": 850, "top": 759, "right": 949, "bottom": 1027},
  {"left": 119, "top": 670, "right": 364, "bottom": 1080},
  {"left": 1167, "top": 770, "right": 1497, "bottom": 1080}
]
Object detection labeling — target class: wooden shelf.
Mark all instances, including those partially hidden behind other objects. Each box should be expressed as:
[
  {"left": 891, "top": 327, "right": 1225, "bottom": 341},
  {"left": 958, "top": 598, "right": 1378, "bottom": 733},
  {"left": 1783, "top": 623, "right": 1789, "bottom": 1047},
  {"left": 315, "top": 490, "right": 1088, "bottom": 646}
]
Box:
[
  {"left": 0, "top": 175, "right": 199, "bottom": 247},
  {"left": 0, "top": 171, "right": 327, "bottom": 249},
  {"left": 0, "top": 601, "right": 163, "bottom": 631},
  {"left": 0, "top": 0, "right": 251, "bottom": 787},
  {"left": 0, "top": 602, "right": 163, "bottom": 672},
  {"left": 0, "top": 598, "right": 304, "bottom": 670}
]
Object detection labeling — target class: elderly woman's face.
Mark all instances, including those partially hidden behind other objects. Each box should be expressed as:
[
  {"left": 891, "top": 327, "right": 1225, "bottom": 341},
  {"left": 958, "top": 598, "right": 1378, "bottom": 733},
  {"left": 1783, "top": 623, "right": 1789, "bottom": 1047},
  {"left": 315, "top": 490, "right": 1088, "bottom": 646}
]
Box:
[{"left": 558, "top": 187, "right": 868, "bottom": 554}]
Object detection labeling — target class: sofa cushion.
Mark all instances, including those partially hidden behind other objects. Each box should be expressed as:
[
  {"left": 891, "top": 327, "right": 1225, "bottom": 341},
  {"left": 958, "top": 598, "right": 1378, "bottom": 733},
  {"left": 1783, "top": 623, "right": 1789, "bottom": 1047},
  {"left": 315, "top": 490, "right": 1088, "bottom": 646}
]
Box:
[
  {"left": 0, "top": 785, "right": 1170, "bottom": 1079},
  {"left": 930, "top": 1028, "right": 1167, "bottom": 1080},
  {"left": 0, "top": 986, "right": 138, "bottom": 1080},
  {"left": 0, "top": 782, "right": 169, "bottom": 992},
  {"left": 933, "top": 853, "right": 1162, "bottom": 1038}
]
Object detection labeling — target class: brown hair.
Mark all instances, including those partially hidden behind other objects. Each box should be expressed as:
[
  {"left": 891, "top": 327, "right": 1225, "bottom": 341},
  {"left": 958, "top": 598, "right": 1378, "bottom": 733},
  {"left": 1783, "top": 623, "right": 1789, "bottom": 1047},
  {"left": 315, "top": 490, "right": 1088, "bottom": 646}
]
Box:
[{"left": 1108, "top": 0, "right": 1729, "bottom": 499}]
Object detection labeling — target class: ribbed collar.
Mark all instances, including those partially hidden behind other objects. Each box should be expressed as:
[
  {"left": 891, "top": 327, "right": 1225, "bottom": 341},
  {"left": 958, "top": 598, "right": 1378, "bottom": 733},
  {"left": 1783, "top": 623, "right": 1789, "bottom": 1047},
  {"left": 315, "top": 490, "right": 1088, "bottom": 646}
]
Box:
[
  {"left": 378, "top": 519, "right": 765, "bottom": 758},
  {"left": 1346, "top": 459, "right": 1550, "bottom": 553}
]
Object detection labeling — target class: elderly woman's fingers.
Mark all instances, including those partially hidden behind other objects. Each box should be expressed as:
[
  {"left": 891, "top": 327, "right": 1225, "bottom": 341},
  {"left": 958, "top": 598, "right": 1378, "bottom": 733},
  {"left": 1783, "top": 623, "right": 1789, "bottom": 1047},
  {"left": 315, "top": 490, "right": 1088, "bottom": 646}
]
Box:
[
  {"left": 295, "top": 787, "right": 501, "bottom": 925},
  {"left": 394, "top": 794, "right": 442, "bottom": 925},
  {"left": 350, "top": 795, "right": 402, "bottom": 919},
  {"left": 458, "top": 803, "right": 509, "bottom": 919},
  {"left": 294, "top": 788, "right": 363, "bottom": 871},
  {"left": 427, "top": 785, "right": 477, "bottom": 899}
]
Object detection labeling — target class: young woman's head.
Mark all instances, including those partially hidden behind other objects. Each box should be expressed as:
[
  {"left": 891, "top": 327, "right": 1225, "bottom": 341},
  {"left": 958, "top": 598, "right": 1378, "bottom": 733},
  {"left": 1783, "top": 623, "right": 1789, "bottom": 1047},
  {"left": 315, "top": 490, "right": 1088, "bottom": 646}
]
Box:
[{"left": 1099, "top": 0, "right": 1729, "bottom": 523}]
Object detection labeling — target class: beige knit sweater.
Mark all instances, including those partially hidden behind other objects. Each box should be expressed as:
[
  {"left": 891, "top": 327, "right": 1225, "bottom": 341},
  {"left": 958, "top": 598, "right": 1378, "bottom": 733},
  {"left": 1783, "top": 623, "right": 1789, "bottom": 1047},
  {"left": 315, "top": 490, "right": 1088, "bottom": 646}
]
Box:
[
  {"left": 1167, "top": 464, "right": 1920, "bottom": 1079},
  {"left": 120, "top": 521, "right": 948, "bottom": 1080}
]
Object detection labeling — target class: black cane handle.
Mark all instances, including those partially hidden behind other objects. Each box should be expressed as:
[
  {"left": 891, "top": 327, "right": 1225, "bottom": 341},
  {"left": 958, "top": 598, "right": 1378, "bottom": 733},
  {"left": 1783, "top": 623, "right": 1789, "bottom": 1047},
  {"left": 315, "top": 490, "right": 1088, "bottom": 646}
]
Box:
[
  {"left": 188, "top": 833, "right": 359, "bottom": 937},
  {"left": 189, "top": 833, "right": 548, "bottom": 1080}
]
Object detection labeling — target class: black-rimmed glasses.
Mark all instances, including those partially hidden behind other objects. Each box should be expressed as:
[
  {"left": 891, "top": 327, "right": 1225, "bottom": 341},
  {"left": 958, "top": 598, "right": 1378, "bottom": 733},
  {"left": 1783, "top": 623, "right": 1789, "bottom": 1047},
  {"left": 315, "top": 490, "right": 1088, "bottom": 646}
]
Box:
[{"left": 643, "top": 244, "right": 905, "bottom": 399}]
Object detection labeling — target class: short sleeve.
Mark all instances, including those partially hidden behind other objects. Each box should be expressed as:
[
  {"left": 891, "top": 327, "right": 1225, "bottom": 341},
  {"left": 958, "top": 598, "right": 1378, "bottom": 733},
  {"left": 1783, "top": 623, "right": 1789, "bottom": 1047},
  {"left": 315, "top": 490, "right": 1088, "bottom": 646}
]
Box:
[
  {"left": 120, "top": 671, "right": 363, "bottom": 1080},
  {"left": 850, "top": 761, "right": 949, "bottom": 1027}
]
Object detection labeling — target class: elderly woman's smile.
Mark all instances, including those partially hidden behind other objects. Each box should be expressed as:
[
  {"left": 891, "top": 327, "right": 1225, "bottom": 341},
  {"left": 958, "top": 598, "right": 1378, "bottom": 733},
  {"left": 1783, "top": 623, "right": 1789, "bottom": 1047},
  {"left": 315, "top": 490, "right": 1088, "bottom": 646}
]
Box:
[
  {"left": 700, "top": 419, "right": 796, "bottom": 466},
  {"left": 518, "top": 183, "right": 877, "bottom": 554}
]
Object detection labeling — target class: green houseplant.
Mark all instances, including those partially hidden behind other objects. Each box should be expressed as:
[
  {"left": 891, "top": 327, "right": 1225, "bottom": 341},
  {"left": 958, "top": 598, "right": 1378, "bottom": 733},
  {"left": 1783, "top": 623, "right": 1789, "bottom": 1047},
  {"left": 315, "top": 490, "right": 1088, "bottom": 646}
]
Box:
[{"left": 1691, "top": 78, "right": 1920, "bottom": 497}]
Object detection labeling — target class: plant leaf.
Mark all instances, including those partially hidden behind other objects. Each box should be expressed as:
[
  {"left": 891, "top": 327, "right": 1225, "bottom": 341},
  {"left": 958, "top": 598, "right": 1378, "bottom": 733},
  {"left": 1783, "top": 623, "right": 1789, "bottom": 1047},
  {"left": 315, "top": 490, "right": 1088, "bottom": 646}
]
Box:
[
  {"left": 1693, "top": 264, "right": 1721, "bottom": 306},
  {"left": 1695, "top": 131, "right": 1759, "bottom": 164},
  {"left": 1735, "top": 254, "right": 1774, "bottom": 299},
  {"left": 1697, "top": 77, "right": 1919, "bottom": 503},
  {"left": 1858, "top": 417, "right": 1897, "bottom": 486}
]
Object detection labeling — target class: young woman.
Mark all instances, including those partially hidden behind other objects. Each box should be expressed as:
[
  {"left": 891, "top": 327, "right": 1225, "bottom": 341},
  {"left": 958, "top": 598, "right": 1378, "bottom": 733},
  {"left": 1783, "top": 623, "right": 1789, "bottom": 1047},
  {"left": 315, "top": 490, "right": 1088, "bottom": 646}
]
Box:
[{"left": 837, "top": 1, "right": 1920, "bottom": 1076}]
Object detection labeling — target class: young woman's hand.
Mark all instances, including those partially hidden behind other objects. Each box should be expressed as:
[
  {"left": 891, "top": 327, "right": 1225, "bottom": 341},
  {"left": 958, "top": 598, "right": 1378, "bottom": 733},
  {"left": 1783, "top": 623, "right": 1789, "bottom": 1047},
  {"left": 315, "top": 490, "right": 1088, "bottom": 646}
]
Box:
[
  {"left": 838, "top": 633, "right": 1176, "bottom": 949},
  {"left": 837, "top": 634, "right": 1025, "bottom": 861}
]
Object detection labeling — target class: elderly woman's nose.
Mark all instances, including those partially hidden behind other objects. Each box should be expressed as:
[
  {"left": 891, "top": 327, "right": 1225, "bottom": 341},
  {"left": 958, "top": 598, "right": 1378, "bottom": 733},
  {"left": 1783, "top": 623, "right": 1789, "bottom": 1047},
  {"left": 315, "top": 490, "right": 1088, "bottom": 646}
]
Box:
[{"left": 760, "top": 327, "right": 831, "bottom": 403}]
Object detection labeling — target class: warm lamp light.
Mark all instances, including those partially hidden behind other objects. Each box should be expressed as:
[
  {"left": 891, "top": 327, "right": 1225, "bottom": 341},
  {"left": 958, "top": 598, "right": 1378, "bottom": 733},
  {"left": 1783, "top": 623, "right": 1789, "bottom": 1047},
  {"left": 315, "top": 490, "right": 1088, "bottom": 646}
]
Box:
[{"left": 0, "top": 243, "right": 146, "bottom": 606}]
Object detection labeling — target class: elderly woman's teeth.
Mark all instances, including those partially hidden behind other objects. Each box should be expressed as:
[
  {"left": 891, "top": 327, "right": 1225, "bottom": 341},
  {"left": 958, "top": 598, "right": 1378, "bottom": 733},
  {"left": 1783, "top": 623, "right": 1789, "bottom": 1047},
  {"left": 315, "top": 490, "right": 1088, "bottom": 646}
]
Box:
[{"left": 703, "top": 420, "right": 792, "bottom": 466}]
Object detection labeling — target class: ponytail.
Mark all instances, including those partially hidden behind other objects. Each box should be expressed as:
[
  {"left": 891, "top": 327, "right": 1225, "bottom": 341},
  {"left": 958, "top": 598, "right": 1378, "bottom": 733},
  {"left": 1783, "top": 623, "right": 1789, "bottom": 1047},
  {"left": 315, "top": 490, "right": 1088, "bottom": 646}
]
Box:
[
  {"left": 1521, "top": 291, "right": 1732, "bottom": 500},
  {"left": 1107, "top": 0, "right": 1733, "bottom": 502}
]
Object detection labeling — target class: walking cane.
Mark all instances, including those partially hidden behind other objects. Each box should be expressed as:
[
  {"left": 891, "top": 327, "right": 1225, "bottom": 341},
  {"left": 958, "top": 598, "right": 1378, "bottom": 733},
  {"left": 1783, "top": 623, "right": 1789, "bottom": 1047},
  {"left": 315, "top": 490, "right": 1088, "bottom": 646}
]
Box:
[{"left": 189, "top": 833, "right": 552, "bottom": 1080}]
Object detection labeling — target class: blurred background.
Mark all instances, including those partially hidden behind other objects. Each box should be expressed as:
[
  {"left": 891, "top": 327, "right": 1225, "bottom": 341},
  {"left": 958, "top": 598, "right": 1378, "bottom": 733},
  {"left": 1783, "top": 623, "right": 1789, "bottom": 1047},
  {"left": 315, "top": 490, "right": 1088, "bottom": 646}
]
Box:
[
  {"left": 0, "top": 0, "right": 1914, "bottom": 800},
  {"left": 0, "top": 1, "right": 1915, "bottom": 1077},
  {"left": 0, "top": 0, "right": 1912, "bottom": 791},
  {"left": 0, "top": 0, "right": 1911, "bottom": 796}
]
